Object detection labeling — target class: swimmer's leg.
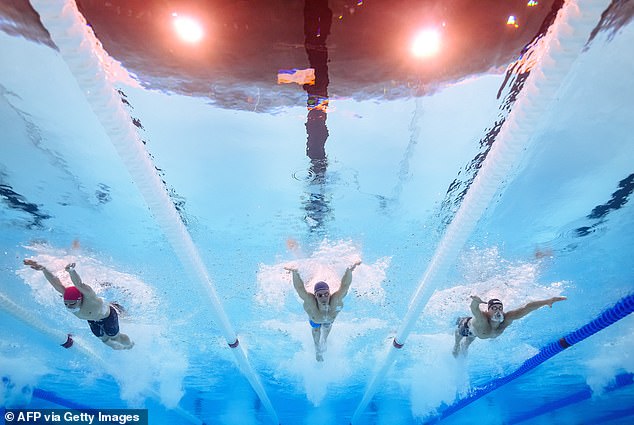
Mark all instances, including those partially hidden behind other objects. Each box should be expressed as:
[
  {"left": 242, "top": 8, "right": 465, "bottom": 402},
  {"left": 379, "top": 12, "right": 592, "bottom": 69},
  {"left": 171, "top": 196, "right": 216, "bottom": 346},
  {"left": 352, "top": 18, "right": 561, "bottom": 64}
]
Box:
[
  {"left": 452, "top": 328, "right": 463, "bottom": 358},
  {"left": 112, "top": 333, "right": 134, "bottom": 349},
  {"left": 320, "top": 323, "right": 332, "bottom": 352},
  {"left": 100, "top": 333, "right": 134, "bottom": 350},
  {"left": 312, "top": 326, "right": 323, "bottom": 361},
  {"left": 101, "top": 336, "right": 123, "bottom": 350},
  {"left": 99, "top": 306, "right": 133, "bottom": 349},
  {"left": 461, "top": 336, "right": 476, "bottom": 355}
]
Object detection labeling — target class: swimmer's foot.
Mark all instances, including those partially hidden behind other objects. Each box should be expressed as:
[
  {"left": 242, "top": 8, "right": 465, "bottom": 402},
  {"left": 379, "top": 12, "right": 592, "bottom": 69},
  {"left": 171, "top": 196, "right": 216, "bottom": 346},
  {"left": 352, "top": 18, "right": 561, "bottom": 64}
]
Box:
[
  {"left": 106, "top": 340, "right": 135, "bottom": 350},
  {"left": 316, "top": 345, "right": 325, "bottom": 362}
]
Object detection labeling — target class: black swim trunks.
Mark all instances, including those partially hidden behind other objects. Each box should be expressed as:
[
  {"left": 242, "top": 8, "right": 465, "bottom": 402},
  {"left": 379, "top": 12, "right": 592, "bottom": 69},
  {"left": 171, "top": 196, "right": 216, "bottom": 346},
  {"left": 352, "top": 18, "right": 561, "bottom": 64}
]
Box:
[
  {"left": 456, "top": 316, "right": 475, "bottom": 338},
  {"left": 88, "top": 305, "right": 119, "bottom": 337}
]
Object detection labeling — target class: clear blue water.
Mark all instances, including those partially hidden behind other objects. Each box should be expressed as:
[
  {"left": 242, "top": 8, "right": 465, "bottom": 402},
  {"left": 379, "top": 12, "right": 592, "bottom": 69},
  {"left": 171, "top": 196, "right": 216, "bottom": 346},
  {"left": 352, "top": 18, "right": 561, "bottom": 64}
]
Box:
[{"left": 1, "top": 1, "right": 633, "bottom": 424}]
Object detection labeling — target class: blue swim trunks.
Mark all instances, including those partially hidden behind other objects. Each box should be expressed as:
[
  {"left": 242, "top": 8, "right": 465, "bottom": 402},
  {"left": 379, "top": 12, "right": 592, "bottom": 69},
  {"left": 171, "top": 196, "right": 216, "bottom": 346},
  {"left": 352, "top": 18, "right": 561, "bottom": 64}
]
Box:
[
  {"left": 309, "top": 320, "right": 332, "bottom": 329},
  {"left": 88, "top": 305, "right": 119, "bottom": 337}
]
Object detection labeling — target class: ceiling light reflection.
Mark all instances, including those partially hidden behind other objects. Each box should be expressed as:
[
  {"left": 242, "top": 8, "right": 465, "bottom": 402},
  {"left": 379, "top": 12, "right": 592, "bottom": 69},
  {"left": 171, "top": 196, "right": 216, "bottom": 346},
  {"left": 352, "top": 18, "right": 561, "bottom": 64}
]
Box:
[
  {"left": 172, "top": 13, "right": 204, "bottom": 43},
  {"left": 411, "top": 29, "right": 441, "bottom": 58}
]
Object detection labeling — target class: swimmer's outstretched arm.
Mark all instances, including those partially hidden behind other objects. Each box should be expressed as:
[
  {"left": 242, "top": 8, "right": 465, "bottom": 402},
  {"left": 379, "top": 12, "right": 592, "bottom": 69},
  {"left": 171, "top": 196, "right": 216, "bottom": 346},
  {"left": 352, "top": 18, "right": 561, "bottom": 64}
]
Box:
[
  {"left": 65, "top": 263, "right": 97, "bottom": 298},
  {"left": 469, "top": 295, "right": 487, "bottom": 319},
  {"left": 284, "top": 266, "right": 312, "bottom": 303},
  {"left": 505, "top": 296, "right": 567, "bottom": 321},
  {"left": 332, "top": 261, "right": 362, "bottom": 301},
  {"left": 24, "top": 259, "right": 65, "bottom": 295}
]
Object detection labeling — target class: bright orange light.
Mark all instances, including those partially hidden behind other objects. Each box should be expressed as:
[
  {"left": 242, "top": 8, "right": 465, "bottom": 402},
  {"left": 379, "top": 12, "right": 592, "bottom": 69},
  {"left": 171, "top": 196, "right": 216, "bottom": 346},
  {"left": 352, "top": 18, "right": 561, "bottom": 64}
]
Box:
[
  {"left": 411, "top": 29, "right": 441, "bottom": 58},
  {"left": 172, "top": 13, "right": 204, "bottom": 43}
]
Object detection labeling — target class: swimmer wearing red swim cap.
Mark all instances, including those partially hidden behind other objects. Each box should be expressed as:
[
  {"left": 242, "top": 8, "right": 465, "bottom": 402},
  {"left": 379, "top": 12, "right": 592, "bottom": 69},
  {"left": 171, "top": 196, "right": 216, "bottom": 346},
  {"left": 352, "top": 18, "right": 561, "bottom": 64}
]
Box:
[{"left": 24, "top": 259, "right": 134, "bottom": 350}]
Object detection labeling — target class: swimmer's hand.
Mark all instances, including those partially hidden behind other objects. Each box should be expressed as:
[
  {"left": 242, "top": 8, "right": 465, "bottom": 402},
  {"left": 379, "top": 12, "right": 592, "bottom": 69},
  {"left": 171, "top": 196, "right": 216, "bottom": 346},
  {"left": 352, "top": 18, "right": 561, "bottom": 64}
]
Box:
[
  {"left": 284, "top": 265, "right": 298, "bottom": 273},
  {"left": 547, "top": 296, "right": 567, "bottom": 307},
  {"left": 470, "top": 295, "right": 486, "bottom": 304},
  {"left": 348, "top": 260, "right": 362, "bottom": 272},
  {"left": 65, "top": 263, "right": 76, "bottom": 272},
  {"left": 23, "top": 259, "right": 44, "bottom": 270}
]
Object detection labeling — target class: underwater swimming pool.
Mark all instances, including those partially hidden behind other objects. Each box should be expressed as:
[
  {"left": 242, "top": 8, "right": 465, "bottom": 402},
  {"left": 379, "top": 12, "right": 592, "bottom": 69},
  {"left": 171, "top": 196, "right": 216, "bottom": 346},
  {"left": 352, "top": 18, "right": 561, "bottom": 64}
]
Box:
[{"left": 1, "top": 0, "right": 633, "bottom": 424}]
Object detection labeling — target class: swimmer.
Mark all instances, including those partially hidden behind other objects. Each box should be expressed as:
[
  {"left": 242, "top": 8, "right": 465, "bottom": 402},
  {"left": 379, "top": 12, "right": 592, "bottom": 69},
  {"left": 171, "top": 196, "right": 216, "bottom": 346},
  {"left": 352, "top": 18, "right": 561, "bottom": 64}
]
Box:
[
  {"left": 453, "top": 295, "right": 567, "bottom": 357},
  {"left": 23, "top": 259, "right": 134, "bottom": 350},
  {"left": 285, "top": 261, "right": 361, "bottom": 361}
]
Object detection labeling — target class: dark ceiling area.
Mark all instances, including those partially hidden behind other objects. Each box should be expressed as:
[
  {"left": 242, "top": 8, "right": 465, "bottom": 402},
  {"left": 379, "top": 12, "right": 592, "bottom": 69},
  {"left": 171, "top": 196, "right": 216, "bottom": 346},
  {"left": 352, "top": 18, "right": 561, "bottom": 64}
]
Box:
[{"left": 1, "top": 0, "right": 632, "bottom": 110}]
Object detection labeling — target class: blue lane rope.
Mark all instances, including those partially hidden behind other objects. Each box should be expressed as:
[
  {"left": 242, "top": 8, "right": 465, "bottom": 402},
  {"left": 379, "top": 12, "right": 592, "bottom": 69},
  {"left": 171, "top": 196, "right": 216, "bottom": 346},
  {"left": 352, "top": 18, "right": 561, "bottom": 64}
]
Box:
[
  {"left": 1, "top": 377, "right": 91, "bottom": 410},
  {"left": 32, "top": 388, "right": 92, "bottom": 410},
  {"left": 349, "top": 2, "right": 613, "bottom": 422},
  {"left": 508, "top": 373, "right": 633, "bottom": 424},
  {"left": 2, "top": 380, "right": 205, "bottom": 425},
  {"left": 424, "top": 293, "right": 634, "bottom": 424}
]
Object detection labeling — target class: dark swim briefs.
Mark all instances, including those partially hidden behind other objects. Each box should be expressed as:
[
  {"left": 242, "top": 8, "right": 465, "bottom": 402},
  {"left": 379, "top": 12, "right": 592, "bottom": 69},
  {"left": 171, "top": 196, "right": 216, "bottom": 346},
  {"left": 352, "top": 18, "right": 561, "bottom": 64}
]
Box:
[
  {"left": 88, "top": 305, "right": 119, "bottom": 337},
  {"left": 456, "top": 316, "right": 475, "bottom": 337}
]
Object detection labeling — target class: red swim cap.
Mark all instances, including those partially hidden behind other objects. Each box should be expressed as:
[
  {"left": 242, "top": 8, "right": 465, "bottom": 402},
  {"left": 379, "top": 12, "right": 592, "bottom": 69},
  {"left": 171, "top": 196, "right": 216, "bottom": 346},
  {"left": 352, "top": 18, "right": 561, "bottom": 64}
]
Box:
[{"left": 63, "top": 286, "right": 83, "bottom": 301}]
